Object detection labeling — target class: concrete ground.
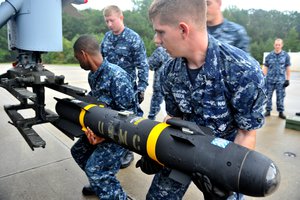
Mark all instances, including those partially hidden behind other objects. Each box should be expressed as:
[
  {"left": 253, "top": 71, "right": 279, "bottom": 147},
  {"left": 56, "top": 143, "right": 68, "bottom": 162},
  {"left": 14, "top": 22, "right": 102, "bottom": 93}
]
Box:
[{"left": 0, "top": 64, "right": 299, "bottom": 200}]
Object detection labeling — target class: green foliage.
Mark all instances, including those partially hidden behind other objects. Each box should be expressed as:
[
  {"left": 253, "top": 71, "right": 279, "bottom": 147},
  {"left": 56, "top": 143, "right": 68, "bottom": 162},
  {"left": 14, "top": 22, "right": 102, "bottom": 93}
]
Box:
[
  {"left": 0, "top": 26, "right": 15, "bottom": 62},
  {"left": 124, "top": 11, "right": 154, "bottom": 40},
  {"left": 143, "top": 36, "right": 156, "bottom": 57},
  {"left": 132, "top": 0, "right": 152, "bottom": 14},
  {"left": 42, "top": 33, "right": 104, "bottom": 64},
  {"left": 223, "top": 8, "right": 300, "bottom": 63},
  {"left": 284, "top": 27, "right": 300, "bottom": 52},
  {"left": 124, "top": 0, "right": 155, "bottom": 55},
  {"left": 250, "top": 38, "right": 274, "bottom": 63},
  {"left": 1, "top": 2, "right": 300, "bottom": 64}
]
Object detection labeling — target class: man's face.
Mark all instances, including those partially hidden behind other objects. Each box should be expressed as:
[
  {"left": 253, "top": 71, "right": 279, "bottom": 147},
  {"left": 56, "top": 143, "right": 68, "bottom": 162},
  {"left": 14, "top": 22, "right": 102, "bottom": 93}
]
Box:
[
  {"left": 274, "top": 40, "right": 283, "bottom": 53},
  {"left": 104, "top": 12, "right": 124, "bottom": 34},
  {"left": 206, "top": 0, "right": 221, "bottom": 24},
  {"left": 152, "top": 17, "right": 182, "bottom": 58},
  {"left": 74, "top": 50, "right": 90, "bottom": 71}
]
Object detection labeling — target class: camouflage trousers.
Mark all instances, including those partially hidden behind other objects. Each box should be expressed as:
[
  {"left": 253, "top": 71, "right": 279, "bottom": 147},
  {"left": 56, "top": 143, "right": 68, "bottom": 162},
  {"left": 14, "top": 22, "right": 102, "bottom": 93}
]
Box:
[
  {"left": 148, "top": 88, "right": 164, "bottom": 120},
  {"left": 146, "top": 168, "right": 189, "bottom": 200},
  {"left": 148, "top": 73, "right": 164, "bottom": 120},
  {"left": 266, "top": 81, "right": 286, "bottom": 112},
  {"left": 71, "top": 136, "right": 127, "bottom": 200},
  {"left": 146, "top": 168, "right": 244, "bottom": 200}
]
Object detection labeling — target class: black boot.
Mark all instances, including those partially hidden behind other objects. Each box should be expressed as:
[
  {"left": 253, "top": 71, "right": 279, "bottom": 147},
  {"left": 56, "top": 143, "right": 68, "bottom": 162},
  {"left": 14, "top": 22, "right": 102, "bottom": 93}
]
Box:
[
  {"left": 82, "top": 184, "right": 95, "bottom": 196},
  {"left": 296, "top": 112, "right": 300, "bottom": 116},
  {"left": 279, "top": 112, "right": 286, "bottom": 119},
  {"left": 120, "top": 150, "right": 134, "bottom": 169},
  {"left": 264, "top": 111, "right": 271, "bottom": 117},
  {"left": 127, "top": 195, "right": 134, "bottom": 200}
]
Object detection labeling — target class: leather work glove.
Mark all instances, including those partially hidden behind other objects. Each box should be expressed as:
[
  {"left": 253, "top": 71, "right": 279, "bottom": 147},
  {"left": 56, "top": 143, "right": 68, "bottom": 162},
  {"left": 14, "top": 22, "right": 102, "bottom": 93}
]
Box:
[
  {"left": 283, "top": 80, "right": 290, "bottom": 87},
  {"left": 138, "top": 91, "right": 145, "bottom": 104},
  {"left": 136, "top": 156, "right": 162, "bottom": 175},
  {"left": 191, "top": 172, "right": 232, "bottom": 200}
]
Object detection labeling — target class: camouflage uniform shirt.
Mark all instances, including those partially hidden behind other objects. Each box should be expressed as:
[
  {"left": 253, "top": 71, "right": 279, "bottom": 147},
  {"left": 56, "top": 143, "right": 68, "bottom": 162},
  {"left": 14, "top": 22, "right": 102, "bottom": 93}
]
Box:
[
  {"left": 101, "top": 27, "right": 149, "bottom": 93},
  {"left": 264, "top": 50, "right": 291, "bottom": 83},
  {"left": 163, "top": 35, "right": 266, "bottom": 141},
  {"left": 208, "top": 19, "right": 250, "bottom": 53},
  {"left": 148, "top": 46, "right": 171, "bottom": 119},
  {"left": 149, "top": 46, "right": 170, "bottom": 71},
  {"left": 88, "top": 58, "right": 137, "bottom": 112},
  {"left": 71, "top": 59, "right": 137, "bottom": 199}
]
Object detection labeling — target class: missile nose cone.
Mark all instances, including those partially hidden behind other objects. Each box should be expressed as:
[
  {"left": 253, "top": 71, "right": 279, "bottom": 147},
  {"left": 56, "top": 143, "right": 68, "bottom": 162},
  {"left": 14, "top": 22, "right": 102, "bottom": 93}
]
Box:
[{"left": 264, "top": 162, "right": 280, "bottom": 196}]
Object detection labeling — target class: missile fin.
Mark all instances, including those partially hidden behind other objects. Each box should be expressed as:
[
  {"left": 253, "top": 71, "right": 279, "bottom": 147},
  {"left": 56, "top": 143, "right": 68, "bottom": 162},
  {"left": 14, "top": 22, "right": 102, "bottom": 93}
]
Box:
[
  {"left": 166, "top": 118, "right": 214, "bottom": 136},
  {"left": 169, "top": 169, "right": 191, "bottom": 186},
  {"left": 169, "top": 134, "right": 196, "bottom": 146}
]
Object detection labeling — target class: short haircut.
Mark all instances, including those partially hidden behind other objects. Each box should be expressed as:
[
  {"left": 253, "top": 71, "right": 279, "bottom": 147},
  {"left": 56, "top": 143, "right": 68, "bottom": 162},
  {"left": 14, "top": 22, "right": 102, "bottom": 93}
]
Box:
[
  {"left": 73, "top": 35, "right": 99, "bottom": 56},
  {"left": 149, "top": 0, "right": 206, "bottom": 28},
  {"left": 103, "top": 5, "right": 123, "bottom": 17},
  {"left": 275, "top": 38, "right": 283, "bottom": 45}
]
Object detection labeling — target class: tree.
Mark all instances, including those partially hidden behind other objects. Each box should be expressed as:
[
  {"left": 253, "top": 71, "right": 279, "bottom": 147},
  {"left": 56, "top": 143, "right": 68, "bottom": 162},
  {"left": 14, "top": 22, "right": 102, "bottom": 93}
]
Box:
[
  {"left": 1, "top": 4, "right": 300, "bottom": 64},
  {"left": 132, "top": 0, "right": 152, "bottom": 14},
  {"left": 127, "top": 0, "right": 155, "bottom": 55},
  {"left": 0, "top": 26, "right": 14, "bottom": 62},
  {"left": 284, "top": 27, "right": 300, "bottom": 52}
]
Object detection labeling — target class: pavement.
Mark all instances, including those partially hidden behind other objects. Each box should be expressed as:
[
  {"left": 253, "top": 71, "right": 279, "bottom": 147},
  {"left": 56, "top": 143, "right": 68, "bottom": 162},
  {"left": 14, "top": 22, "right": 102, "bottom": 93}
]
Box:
[{"left": 0, "top": 63, "right": 299, "bottom": 200}]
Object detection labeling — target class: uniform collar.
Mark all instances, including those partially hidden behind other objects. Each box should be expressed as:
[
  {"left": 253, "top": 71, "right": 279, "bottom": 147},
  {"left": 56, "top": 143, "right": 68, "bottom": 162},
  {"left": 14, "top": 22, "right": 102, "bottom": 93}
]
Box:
[
  {"left": 172, "top": 35, "right": 221, "bottom": 81},
  {"left": 90, "top": 58, "right": 109, "bottom": 78},
  {"left": 202, "top": 35, "right": 221, "bottom": 80}
]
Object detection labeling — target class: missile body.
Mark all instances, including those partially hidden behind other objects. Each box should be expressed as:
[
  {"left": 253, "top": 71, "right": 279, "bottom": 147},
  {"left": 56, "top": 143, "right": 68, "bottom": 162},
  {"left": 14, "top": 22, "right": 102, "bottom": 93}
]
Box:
[{"left": 54, "top": 98, "right": 280, "bottom": 197}]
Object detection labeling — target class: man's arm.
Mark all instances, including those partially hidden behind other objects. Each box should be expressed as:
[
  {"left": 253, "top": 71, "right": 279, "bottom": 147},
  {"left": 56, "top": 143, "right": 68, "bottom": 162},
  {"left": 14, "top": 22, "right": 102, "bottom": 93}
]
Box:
[
  {"left": 231, "top": 58, "right": 266, "bottom": 151},
  {"left": 263, "top": 54, "right": 271, "bottom": 76},
  {"left": 148, "top": 48, "right": 163, "bottom": 71},
  {"left": 133, "top": 39, "right": 149, "bottom": 92},
  {"left": 262, "top": 66, "right": 268, "bottom": 76},
  {"left": 237, "top": 27, "right": 250, "bottom": 53},
  {"left": 286, "top": 66, "right": 291, "bottom": 80},
  {"left": 234, "top": 129, "right": 256, "bottom": 150},
  {"left": 85, "top": 127, "right": 105, "bottom": 145},
  {"left": 285, "top": 53, "right": 291, "bottom": 81},
  {"left": 111, "top": 70, "right": 137, "bottom": 113}
]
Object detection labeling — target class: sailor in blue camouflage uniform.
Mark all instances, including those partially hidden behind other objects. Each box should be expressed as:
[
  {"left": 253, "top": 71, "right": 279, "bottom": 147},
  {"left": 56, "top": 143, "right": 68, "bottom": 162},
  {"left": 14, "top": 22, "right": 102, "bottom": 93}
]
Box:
[
  {"left": 101, "top": 5, "right": 149, "bottom": 117},
  {"left": 101, "top": 5, "right": 149, "bottom": 170},
  {"left": 148, "top": 46, "right": 171, "bottom": 120},
  {"left": 263, "top": 38, "right": 291, "bottom": 119},
  {"left": 71, "top": 35, "right": 137, "bottom": 200},
  {"left": 206, "top": 0, "right": 250, "bottom": 53},
  {"left": 136, "top": 1, "right": 267, "bottom": 199}
]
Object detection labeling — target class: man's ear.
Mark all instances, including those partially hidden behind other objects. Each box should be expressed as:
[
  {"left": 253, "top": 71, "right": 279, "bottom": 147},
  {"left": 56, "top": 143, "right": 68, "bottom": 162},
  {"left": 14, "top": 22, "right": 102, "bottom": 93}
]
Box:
[
  {"left": 81, "top": 50, "right": 89, "bottom": 60},
  {"left": 179, "top": 22, "right": 189, "bottom": 38}
]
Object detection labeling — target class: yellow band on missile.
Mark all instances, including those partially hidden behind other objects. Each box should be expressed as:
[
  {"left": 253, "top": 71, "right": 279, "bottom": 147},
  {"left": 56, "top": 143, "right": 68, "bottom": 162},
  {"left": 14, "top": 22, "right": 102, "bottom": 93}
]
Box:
[
  {"left": 79, "top": 104, "right": 97, "bottom": 131},
  {"left": 147, "top": 123, "right": 170, "bottom": 165},
  {"left": 134, "top": 117, "right": 145, "bottom": 125}
]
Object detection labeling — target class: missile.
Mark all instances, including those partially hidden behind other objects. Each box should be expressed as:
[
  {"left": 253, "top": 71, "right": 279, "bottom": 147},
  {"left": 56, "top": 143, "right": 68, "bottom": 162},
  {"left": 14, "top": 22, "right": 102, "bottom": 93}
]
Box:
[{"left": 53, "top": 98, "right": 280, "bottom": 197}]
